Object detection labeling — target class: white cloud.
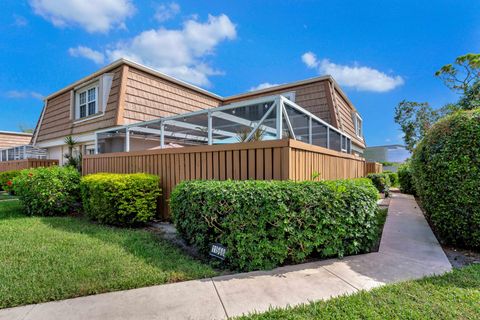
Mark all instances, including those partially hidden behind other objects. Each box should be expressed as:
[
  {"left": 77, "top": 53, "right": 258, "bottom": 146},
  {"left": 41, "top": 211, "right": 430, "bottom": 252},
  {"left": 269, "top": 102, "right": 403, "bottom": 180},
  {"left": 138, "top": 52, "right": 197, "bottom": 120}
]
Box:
[
  {"left": 13, "top": 15, "right": 28, "bottom": 27},
  {"left": 5, "top": 90, "right": 44, "bottom": 100},
  {"left": 71, "top": 14, "right": 236, "bottom": 86},
  {"left": 154, "top": 2, "right": 180, "bottom": 22},
  {"left": 29, "top": 0, "right": 135, "bottom": 33},
  {"left": 69, "top": 46, "right": 105, "bottom": 64},
  {"left": 249, "top": 82, "right": 280, "bottom": 91},
  {"left": 301, "top": 51, "right": 404, "bottom": 92}
]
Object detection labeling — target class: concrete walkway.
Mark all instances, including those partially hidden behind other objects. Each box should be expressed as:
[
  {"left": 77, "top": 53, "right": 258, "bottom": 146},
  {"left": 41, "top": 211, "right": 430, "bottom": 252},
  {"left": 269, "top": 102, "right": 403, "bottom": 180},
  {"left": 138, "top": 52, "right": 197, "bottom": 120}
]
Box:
[{"left": 1, "top": 193, "right": 452, "bottom": 320}]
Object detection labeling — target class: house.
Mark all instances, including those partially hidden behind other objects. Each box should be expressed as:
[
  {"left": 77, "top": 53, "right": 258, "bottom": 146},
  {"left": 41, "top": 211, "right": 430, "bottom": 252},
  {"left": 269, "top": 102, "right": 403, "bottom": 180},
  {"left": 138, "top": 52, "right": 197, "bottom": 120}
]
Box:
[
  {"left": 31, "top": 59, "right": 365, "bottom": 165},
  {"left": 364, "top": 144, "right": 411, "bottom": 171},
  {"left": 0, "top": 131, "right": 32, "bottom": 149}
]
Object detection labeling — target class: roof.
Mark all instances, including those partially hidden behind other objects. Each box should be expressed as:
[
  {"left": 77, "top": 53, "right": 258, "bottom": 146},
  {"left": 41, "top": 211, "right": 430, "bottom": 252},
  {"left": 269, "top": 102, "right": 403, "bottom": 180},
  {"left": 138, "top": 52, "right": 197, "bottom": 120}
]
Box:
[
  {"left": 43, "top": 58, "right": 359, "bottom": 112},
  {"left": 0, "top": 130, "right": 32, "bottom": 136}
]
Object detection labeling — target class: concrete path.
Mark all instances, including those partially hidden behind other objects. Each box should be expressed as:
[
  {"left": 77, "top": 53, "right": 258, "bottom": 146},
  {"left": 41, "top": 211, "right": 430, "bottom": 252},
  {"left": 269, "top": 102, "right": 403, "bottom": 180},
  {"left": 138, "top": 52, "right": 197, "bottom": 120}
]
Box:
[{"left": 1, "top": 193, "right": 451, "bottom": 320}]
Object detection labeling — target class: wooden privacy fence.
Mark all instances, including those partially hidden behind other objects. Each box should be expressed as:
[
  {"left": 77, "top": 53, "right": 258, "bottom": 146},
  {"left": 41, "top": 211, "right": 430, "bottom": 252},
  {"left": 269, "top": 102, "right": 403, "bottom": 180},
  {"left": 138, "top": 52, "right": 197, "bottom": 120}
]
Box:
[
  {"left": 0, "top": 159, "right": 59, "bottom": 173},
  {"left": 83, "top": 139, "right": 367, "bottom": 219},
  {"left": 365, "top": 162, "right": 383, "bottom": 174}
]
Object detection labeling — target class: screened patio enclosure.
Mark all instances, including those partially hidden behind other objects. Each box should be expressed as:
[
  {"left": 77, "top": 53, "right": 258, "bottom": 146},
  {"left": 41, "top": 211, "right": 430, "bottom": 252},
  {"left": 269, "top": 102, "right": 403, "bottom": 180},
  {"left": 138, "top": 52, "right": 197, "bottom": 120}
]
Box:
[{"left": 95, "top": 95, "right": 352, "bottom": 154}]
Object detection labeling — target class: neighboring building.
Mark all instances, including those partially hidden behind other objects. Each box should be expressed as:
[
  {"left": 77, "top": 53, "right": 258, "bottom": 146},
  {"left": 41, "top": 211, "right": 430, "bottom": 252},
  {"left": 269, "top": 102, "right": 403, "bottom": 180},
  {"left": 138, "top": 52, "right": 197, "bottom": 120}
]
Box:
[
  {"left": 31, "top": 59, "right": 366, "bottom": 165},
  {"left": 364, "top": 144, "right": 411, "bottom": 171},
  {"left": 0, "top": 131, "right": 32, "bottom": 149}
]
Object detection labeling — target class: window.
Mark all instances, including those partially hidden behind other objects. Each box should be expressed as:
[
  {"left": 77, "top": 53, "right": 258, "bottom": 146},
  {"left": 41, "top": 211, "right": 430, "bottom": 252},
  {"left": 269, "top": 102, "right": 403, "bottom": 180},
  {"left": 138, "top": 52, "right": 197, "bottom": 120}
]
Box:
[
  {"left": 76, "top": 84, "right": 98, "bottom": 119},
  {"left": 353, "top": 113, "right": 363, "bottom": 138}
]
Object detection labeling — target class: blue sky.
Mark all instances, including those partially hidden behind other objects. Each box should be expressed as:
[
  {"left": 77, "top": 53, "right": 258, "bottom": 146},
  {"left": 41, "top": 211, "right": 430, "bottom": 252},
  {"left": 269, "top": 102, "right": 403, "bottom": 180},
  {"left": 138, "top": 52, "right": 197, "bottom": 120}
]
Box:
[{"left": 1, "top": 0, "right": 479, "bottom": 146}]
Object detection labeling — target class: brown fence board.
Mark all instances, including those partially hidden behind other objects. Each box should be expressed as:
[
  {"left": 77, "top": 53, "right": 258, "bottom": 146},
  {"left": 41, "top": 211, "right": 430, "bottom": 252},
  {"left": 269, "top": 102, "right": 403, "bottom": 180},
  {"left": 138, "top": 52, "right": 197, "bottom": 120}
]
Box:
[{"left": 0, "top": 159, "right": 58, "bottom": 172}]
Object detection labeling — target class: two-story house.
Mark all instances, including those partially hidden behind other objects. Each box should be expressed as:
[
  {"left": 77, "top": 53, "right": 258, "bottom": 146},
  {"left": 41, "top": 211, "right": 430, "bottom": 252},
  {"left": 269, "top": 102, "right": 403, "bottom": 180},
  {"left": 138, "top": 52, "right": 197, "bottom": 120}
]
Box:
[{"left": 31, "top": 59, "right": 365, "bottom": 164}]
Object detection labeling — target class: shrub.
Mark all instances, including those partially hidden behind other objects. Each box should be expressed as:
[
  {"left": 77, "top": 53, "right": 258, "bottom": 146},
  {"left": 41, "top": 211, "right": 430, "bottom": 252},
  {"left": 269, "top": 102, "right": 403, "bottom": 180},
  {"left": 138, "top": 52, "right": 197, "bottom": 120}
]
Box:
[
  {"left": 411, "top": 109, "right": 480, "bottom": 248},
  {"left": 170, "top": 179, "right": 379, "bottom": 271},
  {"left": 397, "top": 163, "right": 416, "bottom": 195},
  {"left": 383, "top": 171, "right": 399, "bottom": 187},
  {"left": 0, "top": 170, "right": 20, "bottom": 193},
  {"left": 366, "top": 173, "right": 391, "bottom": 196},
  {"left": 13, "top": 166, "right": 80, "bottom": 216},
  {"left": 80, "top": 173, "right": 161, "bottom": 226}
]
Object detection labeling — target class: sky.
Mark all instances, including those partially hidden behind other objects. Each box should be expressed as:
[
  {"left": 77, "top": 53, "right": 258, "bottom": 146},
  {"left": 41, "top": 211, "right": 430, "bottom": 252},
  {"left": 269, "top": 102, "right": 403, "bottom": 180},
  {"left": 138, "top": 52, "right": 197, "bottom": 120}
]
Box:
[{"left": 0, "top": 0, "right": 479, "bottom": 146}]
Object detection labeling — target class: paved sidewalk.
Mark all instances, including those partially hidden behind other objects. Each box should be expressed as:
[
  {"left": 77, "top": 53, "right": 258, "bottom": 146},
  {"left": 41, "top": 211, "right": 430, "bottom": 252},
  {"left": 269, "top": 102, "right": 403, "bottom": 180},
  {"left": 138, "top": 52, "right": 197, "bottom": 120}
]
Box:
[{"left": 1, "top": 193, "right": 452, "bottom": 320}]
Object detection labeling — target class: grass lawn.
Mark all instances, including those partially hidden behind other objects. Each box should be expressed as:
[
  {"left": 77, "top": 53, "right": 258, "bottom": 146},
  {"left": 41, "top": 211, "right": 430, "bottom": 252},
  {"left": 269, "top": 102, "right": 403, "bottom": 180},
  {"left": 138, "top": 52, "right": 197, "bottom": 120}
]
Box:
[
  {"left": 0, "top": 200, "right": 217, "bottom": 309},
  {"left": 239, "top": 264, "right": 480, "bottom": 319}
]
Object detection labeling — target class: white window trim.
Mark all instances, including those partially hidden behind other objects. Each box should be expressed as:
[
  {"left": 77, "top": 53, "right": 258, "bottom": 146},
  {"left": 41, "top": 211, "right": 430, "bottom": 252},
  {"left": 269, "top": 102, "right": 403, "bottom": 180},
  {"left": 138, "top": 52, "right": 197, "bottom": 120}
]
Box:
[
  {"left": 72, "top": 73, "right": 114, "bottom": 124},
  {"left": 354, "top": 113, "right": 363, "bottom": 138},
  {"left": 75, "top": 82, "right": 99, "bottom": 120}
]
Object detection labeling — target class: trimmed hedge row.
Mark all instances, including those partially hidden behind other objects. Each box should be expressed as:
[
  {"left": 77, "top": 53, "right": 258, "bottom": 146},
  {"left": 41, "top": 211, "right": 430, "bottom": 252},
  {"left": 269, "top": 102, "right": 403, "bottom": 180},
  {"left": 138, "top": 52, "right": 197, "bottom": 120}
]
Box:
[
  {"left": 13, "top": 166, "right": 80, "bottom": 216},
  {"left": 383, "top": 171, "right": 399, "bottom": 187},
  {"left": 397, "top": 163, "right": 416, "bottom": 195},
  {"left": 80, "top": 173, "right": 161, "bottom": 226},
  {"left": 170, "top": 179, "right": 380, "bottom": 271},
  {"left": 366, "top": 173, "right": 391, "bottom": 196},
  {"left": 412, "top": 109, "right": 480, "bottom": 248},
  {"left": 0, "top": 170, "right": 20, "bottom": 193}
]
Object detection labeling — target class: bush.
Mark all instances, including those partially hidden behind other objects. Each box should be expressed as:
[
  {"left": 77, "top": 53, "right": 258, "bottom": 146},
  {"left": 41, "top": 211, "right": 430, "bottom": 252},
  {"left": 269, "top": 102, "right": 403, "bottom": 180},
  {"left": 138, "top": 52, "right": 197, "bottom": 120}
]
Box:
[
  {"left": 397, "top": 163, "right": 416, "bottom": 195},
  {"left": 0, "top": 170, "right": 20, "bottom": 193},
  {"left": 412, "top": 109, "right": 480, "bottom": 248},
  {"left": 383, "top": 171, "right": 399, "bottom": 187},
  {"left": 366, "top": 173, "right": 391, "bottom": 196},
  {"left": 13, "top": 166, "right": 80, "bottom": 216},
  {"left": 170, "top": 179, "right": 379, "bottom": 271},
  {"left": 80, "top": 173, "right": 161, "bottom": 226}
]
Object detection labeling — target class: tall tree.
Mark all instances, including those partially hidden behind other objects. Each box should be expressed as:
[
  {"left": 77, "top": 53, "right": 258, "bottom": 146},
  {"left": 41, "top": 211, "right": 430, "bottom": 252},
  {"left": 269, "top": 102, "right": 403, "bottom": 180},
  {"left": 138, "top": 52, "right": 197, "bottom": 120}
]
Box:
[
  {"left": 395, "top": 53, "right": 480, "bottom": 151},
  {"left": 434, "top": 53, "right": 480, "bottom": 96}
]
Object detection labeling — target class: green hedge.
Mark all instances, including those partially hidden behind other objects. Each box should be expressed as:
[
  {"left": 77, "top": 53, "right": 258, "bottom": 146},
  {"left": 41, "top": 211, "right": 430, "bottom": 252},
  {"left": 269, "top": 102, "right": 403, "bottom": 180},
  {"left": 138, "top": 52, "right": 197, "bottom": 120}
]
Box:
[
  {"left": 0, "top": 170, "right": 20, "bottom": 193},
  {"left": 412, "top": 109, "right": 480, "bottom": 248},
  {"left": 383, "top": 171, "right": 399, "bottom": 187},
  {"left": 397, "top": 163, "right": 416, "bottom": 195},
  {"left": 366, "top": 173, "right": 391, "bottom": 196},
  {"left": 13, "top": 166, "right": 80, "bottom": 216},
  {"left": 170, "top": 179, "right": 379, "bottom": 271},
  {"left": 80, "top": 173, "right": 161, "bottom": 226}
]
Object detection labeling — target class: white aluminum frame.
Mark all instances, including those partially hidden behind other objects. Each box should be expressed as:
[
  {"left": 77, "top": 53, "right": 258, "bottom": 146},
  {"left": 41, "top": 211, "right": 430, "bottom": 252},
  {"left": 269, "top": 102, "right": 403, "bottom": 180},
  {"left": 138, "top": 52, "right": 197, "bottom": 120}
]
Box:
[{"left": 94, "top": 94, "right": 353, "bottom": 154}]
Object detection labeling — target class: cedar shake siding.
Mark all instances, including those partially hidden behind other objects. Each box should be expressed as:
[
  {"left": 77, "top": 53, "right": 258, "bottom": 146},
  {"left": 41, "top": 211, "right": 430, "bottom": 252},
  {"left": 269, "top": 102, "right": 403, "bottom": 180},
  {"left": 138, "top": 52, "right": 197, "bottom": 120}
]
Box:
[
  {"left": 0, "top": 132, "right": 32, "bottom": 148},
  {"left": 36, "top": 66, "right": 122, "bottom": 142},
  {"left": 224, "top": 80, "right": 332, "bottom": 125},
  {"left": 122, "top": 67, "right": 221, "bottom": 124},
  {"left": 332, "top": 87, "right": 365, "bottom": 148}
]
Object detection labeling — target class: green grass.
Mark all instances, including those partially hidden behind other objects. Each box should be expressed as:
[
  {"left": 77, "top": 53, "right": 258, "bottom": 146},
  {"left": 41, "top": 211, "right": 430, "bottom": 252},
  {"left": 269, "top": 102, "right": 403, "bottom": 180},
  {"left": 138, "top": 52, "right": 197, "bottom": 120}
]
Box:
[
  {"left": 239, "top": 264, "right": 480, "bottom": 319},
  {"left": 0, "top": 201, "right": 217, "bottom": 309}
]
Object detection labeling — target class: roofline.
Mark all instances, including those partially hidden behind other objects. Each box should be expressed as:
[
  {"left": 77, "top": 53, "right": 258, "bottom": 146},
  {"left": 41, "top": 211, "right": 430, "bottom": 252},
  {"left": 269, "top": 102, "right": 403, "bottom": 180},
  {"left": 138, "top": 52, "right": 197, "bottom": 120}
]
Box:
[
  {"left": 44, "top": 58, "right": 223, "bottom": 101},
  {"left": 0, "top": 130, "right": 32, "bottom": 136},
  {"left": 43, "top": 58, "right": 358, "bottom": 114}
]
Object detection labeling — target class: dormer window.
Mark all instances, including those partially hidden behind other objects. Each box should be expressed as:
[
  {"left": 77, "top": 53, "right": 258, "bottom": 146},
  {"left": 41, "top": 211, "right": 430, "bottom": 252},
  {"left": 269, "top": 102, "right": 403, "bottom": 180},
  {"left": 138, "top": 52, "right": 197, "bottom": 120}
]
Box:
[
  {"left": 353, "top": 113, "right": 363, "bottom": 138},
  {"left": 76, "top": 83, "right": 98, "bottom": 119}
]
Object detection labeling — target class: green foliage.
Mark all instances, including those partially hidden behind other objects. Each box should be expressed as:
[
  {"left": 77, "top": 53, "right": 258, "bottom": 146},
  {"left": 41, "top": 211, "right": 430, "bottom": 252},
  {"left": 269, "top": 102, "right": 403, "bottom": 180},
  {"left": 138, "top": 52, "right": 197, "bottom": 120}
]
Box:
[
  {"left": 80, "top": 173, "right": 161, "bottom": 226},
  {"left": 394, "top": 100, "right": 446, "bottom": 152},
  {"left": 13, "top": 166, "right": 80, "bottom": 216},
  {"left": 435, "top": 53, "right": 480, "bottom": 94},
  {"left": 397, "top": 162, "right": 416, "bottom": 195},
  {"left": 411, "top": 109, "right": 480, "bottom": 248},
  {"left": 383, "top": 171, "right": 399, "bottom": 187},
  {"left": 170, "top": 179, "right": 379, "bottom": 271},
  {"left": 396, "top": 54, "right": 480, "bottom": 151},
  {"left": 366, "top": 173, "right": 391, "bottom": 196},
  {"left": 0, "top": 170, "right": 20, "bottom": 193}
]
